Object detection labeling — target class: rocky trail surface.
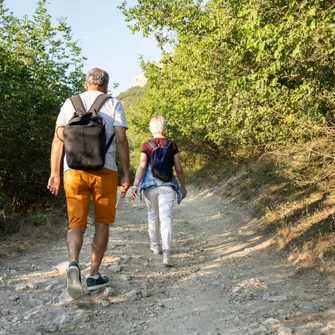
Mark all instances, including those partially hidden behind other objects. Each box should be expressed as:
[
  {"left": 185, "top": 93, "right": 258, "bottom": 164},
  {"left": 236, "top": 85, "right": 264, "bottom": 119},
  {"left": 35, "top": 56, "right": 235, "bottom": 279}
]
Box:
[{"left": 0, "top": 186, "right": 334, "bottom": 335}]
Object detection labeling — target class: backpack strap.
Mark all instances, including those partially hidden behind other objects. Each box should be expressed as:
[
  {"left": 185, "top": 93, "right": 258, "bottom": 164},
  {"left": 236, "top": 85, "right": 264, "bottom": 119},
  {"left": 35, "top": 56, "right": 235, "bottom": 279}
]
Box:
[
  {"left": 164, "top": 139, "right": 172, "bottom": 149},
  {"left": 106, "top": 133, "right": 115, "bottom": 152},
  {"left": 101, "top": 94, "right": 115, "bottom": 152},
  {"left": 70, "top": 95, "right": 86, "bottom": 115},
  {"left": 88, "top": 93, "right": 111, "bottom": 116},
  {"left": 147, "top": 140, "right": 157, "bottom": 149},
  {"left": 147, "top": 139, "right": 172, "bottom": 149}
]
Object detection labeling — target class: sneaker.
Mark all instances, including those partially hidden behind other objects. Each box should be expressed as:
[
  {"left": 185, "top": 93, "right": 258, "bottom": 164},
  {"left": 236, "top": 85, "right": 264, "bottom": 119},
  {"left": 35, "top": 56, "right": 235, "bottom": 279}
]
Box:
[
  {"left": 162, "top": 250, "right": 173, "bottom": 267},
  {"left": 150, "top": 244, "right": 160, "bottom": 255},
  {"left": 67, "top": 261, "right": 84, "bottom": 299},
  {"left": 86, "top": 273, "right": 109, "bottom": 291}
]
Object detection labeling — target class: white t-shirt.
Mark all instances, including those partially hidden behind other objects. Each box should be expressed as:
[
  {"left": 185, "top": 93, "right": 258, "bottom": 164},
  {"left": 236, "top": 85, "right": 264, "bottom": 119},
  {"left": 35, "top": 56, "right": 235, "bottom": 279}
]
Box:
[{"left": 56, "top": 90, "right": 128, "bottom": 172}]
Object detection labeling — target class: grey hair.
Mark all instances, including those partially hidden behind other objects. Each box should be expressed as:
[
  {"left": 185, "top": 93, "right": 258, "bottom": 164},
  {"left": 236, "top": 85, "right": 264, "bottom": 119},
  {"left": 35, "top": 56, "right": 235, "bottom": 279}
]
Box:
[
  {"left": 149, "top": 116, "right": 167, "bottom": 136},
  {"left": 86, "top": 68, "right": 109, "bottom": 86}
]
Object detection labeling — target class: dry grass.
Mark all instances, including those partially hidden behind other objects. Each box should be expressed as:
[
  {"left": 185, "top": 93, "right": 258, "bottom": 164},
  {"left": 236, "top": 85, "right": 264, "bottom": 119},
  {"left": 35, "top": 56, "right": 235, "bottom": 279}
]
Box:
[
  {"left": 248, "top": 138, "right": 335, "bottom": 275},
  {"left": 0, "top": 209, "right": 66, "bottom": 260}
]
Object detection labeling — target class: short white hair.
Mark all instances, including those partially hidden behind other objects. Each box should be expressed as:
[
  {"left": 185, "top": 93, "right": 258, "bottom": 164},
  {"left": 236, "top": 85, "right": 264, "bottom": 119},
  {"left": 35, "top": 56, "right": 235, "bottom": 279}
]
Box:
[{"left": 149, "top": 116, "right": 167, "bottom": 136}]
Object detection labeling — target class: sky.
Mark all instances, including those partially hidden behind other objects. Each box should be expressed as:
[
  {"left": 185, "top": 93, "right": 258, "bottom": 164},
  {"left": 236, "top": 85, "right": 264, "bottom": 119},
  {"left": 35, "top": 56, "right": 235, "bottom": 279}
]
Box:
[{"left": 4, "top": 0, "right": 161, "bottom": 96}]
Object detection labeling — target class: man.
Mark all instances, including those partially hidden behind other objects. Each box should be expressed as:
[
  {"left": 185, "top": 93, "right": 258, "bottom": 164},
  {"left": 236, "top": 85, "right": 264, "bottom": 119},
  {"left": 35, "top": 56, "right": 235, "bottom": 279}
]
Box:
[{"left": 47, "top": 68, "right": 130, "bottom": 299}]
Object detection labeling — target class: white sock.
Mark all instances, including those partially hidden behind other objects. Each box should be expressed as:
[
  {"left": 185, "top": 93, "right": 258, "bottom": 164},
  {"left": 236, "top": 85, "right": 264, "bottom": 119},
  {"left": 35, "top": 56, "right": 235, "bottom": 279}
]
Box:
[{"left": 88, "top": 273, "right": 100, "bottom": 279}]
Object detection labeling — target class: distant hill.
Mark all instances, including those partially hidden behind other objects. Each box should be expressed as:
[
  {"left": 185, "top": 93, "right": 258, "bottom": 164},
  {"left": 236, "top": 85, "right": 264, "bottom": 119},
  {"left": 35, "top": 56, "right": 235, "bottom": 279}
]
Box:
[{"left": 132, "top": 72, "right": 147, "bottom": 88}]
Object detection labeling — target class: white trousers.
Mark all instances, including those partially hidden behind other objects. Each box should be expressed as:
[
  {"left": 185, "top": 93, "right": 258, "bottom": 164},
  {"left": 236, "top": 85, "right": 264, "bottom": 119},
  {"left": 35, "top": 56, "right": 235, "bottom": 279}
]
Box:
[{"left": 143, "top": 186, "right": 176, "bottom": 251}]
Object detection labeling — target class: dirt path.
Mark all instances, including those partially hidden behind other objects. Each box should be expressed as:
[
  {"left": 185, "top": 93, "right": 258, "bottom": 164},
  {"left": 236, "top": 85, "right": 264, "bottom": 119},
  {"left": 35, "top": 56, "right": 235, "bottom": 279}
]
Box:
[{"left": 0, "top": 186, "right": 334, "bottom": 335}]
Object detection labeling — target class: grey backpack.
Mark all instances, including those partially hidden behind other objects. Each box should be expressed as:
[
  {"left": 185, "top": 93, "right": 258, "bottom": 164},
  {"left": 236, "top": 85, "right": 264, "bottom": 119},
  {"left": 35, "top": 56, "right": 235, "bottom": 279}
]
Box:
[{"left": 59, "top": 94, "right": 114, "bottom": 170}]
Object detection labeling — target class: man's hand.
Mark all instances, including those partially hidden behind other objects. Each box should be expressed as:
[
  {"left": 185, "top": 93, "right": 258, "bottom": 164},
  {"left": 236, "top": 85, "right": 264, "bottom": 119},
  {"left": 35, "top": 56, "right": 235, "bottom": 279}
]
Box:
[
  {"left": 47, "top": 175, "right": 61, "bottom": 196},
  {"left": 120, "top": 176, "right": 130, "bottom": 197}
]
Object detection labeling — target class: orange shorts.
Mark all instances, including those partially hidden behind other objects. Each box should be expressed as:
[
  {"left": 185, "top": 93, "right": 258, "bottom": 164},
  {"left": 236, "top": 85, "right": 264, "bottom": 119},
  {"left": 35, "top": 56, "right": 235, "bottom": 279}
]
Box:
[{"left": 63, "top": 168, "right": 118, "bottom": 228}]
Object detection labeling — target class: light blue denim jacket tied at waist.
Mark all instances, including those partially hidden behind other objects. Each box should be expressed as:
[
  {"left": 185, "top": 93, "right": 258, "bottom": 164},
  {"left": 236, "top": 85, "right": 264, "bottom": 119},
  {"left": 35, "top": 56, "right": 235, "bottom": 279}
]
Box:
[{"left": 137, "top": 166, "right": 184, "bottom": 204}]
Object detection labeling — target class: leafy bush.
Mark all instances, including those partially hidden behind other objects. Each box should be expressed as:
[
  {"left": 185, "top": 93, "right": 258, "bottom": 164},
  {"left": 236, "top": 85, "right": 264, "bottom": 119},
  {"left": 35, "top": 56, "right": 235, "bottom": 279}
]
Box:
[{"left": 0, "top": 1, "right": 85, "bottom": 212}]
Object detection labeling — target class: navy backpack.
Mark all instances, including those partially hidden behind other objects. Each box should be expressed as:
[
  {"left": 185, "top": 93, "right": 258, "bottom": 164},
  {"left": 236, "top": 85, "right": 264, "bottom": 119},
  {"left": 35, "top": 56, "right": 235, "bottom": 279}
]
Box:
[{"left": 147, "top": 139, "right": 174, "bottom": 182}]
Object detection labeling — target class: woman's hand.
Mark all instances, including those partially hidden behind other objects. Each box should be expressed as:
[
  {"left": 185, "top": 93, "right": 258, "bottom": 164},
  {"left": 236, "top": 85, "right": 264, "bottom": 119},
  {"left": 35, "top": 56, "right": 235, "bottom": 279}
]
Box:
[
  {"left": 181, "top": 187, "right": 187, "bottom": 199},
  {"left": 130, "top": 186, "right": 138, "bottom": 200}
]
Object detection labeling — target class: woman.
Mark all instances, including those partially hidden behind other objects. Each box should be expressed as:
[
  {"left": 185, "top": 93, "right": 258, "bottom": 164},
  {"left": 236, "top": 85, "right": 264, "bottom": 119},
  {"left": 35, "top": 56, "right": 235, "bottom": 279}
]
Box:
[{"left": 130, "top": 116, "right": 187, "bottom": 267}]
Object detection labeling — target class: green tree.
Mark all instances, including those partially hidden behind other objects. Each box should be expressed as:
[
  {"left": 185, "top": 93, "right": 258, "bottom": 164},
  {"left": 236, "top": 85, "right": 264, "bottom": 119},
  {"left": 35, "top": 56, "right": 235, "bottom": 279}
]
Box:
[
  {"left": 121, "top": 0, "right": 335, "bottom": 156},
  {"left": 0, "top": 0, "right": 86, "bottom": 211}
]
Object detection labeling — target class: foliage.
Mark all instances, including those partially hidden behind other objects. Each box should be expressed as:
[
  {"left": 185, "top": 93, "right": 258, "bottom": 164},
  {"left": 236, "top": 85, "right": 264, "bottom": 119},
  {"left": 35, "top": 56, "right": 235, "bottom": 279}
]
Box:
[
  {"left": 117, "top": 86, "right": 149, "bottom": 167},
  {"left": 120, "top": 0, "right": 335, "bottom": 156},
  {"left": 0, "top": 0, "right": 86, "bottom": 212}
]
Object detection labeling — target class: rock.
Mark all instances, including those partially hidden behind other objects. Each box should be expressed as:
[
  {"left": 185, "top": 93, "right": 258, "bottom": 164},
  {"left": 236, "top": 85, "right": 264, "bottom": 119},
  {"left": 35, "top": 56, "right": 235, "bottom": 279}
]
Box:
[
  {"left": 111, "top": 256, "right": 122, "bottom": 265},
  {"left": 54, "top": 262, "right": 69, "bottom": 273},
  {"left": 101, "top": 300, "right": 110, "bottom": 307},
  {"left": 0, "top": 273, "right": 8, "bottom": 281},
  {"left": 248, "top": 326, "right": 267, "bottom": 335},
  {"left": 27, "top": 282, "right": 38, "bottom": 290},
  {"left": 232, "top": 286, "right": 241, "bottom": 293},
  {"left": 124, "top": 290, "right": 138, "bottom": 300},
  {"left": 263, "top": 295, "right": 288, "bottom": 302},
  {"left": 49, "top": 279, "right": 62, "bottom": 286},
  {"left": 44, "top": 323, "right": 58, "bottom": 333},
  {"left": 74, "top": 309, "right": 85, "bottom": 316},
  {"left": 44, "top": 285, "right": 54, "bottom": 291},
  {"left": 103, "top": 287, "right": 115, "bottom": 297},
  {"left": 262, "top": 318, "right": 280, "bottom": 325},
  {"left": 121, "top": 255, "right": 130, "bottom": 262},
  {"left": 278, "top": 326, "right": 292, "bottom": 335},
  {"left": 15, "top": 283, "right": 27, "bottom": 291},
  {"left": 142, "top": 290, "right": 151, "bottom": 297},
  {"left": 133, "top": 72, "right": 147, "bottom": 87},
  {"left": 132, "top": 255, "right": 142, "bottom": 260},
  {"left": 107, "top": 265, "right": 122, "bottom": 273},
  {"left": 28, "top": 296, "right": 43, "bottom": 305},
  {"left": 141, "top": 281, "right": 149, "bottom": 290},
  {"left": 8, "top": 295, "right": 19, "bottom": 301}
]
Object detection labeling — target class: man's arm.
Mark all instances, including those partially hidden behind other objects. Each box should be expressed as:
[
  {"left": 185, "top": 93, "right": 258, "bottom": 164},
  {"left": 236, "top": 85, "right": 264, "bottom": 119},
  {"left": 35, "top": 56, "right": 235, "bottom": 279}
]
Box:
[
  {"left": 114, "top": 126, "right": 130, "bottom": 196},
  {"left": 47, "top": 125, "right": 64, "bottom": 196}
]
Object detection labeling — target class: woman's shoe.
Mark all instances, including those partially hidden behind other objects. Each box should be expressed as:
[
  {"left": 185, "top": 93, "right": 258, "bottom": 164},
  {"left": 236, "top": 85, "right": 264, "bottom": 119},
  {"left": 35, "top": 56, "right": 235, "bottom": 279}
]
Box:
[
  {"left": 150, "top": 244, "right": 161, "bottom": 255},
  {"left": 162, "top": 250, "right": 173, "bottom": 267}
]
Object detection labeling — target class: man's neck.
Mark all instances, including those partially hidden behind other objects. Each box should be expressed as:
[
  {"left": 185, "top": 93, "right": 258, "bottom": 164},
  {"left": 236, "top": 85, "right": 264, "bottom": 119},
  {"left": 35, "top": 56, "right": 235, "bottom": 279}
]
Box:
[{"left": 86, "top": 85, "right": 107, "bottom": 93}]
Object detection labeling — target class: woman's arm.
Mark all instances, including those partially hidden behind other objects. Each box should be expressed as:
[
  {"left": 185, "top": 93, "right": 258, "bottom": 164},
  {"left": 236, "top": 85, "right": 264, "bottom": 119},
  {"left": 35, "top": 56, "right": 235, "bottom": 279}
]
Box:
[
  {"left": 173, "top": 153, "right": 187, "bottom": 198},
  {"left": 130, "top": 152, "right": 148, "bottom": 200}
]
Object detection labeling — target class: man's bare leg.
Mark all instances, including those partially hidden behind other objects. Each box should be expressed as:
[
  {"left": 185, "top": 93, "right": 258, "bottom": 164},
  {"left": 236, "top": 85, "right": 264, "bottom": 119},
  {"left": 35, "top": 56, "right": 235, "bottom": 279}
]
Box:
[
  {"left": 90, "top": 222, "right": 109, "bottom": 276},
  {"left": 67, "top": 226, "right": 86, "bottom": 262}
]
